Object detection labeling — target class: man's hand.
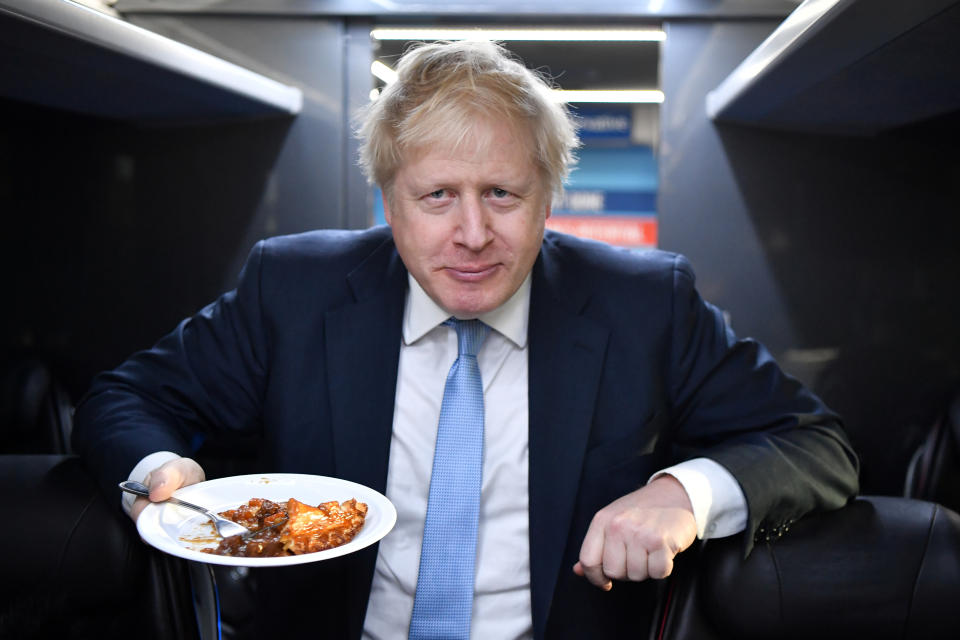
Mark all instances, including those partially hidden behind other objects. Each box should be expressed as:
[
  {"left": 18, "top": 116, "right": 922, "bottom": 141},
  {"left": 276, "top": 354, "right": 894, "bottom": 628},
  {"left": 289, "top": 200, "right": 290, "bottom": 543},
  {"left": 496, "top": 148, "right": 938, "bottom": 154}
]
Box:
[
  {"left": 573, "top": 474, "right": 698, "bottom": 590},
  {"left": 129, "top": 457, "right": 206, "bottom": 522}
]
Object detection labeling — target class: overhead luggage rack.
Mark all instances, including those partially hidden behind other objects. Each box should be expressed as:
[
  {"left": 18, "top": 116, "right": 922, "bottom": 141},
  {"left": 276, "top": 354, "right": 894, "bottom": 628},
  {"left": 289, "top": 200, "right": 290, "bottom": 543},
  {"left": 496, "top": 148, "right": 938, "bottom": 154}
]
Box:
[
  {"left": 0, "top": 0, "right": 303, "bottom": 123},
  {"left": 706, "top": 0, "right": 960, "bottom": 135}
]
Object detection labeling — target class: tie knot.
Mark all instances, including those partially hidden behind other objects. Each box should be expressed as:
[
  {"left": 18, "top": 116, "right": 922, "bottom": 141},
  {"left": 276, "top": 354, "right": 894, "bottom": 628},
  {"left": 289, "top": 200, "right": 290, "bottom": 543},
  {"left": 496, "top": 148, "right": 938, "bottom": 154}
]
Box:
[{"left": 445, "top": 318, "right": 490, "bottom": 357}]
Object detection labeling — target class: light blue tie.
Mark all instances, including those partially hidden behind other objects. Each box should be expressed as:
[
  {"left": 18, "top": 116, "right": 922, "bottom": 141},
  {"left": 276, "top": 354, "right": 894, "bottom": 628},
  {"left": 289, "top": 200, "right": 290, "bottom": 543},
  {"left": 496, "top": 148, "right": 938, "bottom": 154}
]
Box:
[{"left": 409, "top": 318, "right": 490, "bottom": 640}]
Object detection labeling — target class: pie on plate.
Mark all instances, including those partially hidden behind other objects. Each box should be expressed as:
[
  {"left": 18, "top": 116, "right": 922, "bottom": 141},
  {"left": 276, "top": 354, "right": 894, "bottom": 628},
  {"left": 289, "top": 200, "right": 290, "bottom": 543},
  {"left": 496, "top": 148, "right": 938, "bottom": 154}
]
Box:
[{"left": 137, "top": 473, "right": 396, "bottom": 567}]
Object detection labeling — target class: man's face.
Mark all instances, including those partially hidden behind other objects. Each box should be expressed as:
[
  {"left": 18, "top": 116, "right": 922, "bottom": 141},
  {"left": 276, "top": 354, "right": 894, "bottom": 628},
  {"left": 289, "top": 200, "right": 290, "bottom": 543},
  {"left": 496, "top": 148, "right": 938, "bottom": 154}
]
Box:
[{"left": 384, "top": 117, "right": 551, "bottom": 317}]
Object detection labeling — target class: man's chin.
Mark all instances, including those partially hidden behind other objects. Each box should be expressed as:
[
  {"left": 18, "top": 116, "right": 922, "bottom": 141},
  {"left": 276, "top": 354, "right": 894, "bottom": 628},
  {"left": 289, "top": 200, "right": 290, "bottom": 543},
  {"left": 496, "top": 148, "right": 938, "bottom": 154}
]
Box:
[{"left": 438, "top": 292, "right": 503, "bottom": 318}]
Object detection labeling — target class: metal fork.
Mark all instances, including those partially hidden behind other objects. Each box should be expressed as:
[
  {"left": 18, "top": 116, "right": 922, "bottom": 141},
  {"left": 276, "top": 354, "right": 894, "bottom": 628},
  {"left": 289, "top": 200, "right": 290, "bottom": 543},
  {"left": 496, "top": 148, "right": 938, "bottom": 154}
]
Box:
[{"left": 119, "top": 480, "right": 250, "bottom": 538}]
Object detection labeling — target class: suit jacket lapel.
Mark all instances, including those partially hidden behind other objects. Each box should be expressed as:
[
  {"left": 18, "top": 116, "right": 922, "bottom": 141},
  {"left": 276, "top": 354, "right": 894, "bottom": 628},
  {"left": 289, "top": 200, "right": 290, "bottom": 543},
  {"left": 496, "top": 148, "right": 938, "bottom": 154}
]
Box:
[
  {"left": 323, "top": 234, "right": 406, "bottom": 638},
  {"left": 527, "top": 240, "right": 610, "bottom": 639},
  {"left": 325, "top": 237, "right": 406, "bottom": 491}
]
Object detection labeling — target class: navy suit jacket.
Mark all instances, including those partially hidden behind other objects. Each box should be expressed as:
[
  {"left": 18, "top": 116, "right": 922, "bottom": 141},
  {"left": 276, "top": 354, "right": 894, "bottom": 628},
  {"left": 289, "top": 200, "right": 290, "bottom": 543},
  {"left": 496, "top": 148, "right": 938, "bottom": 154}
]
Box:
[{"left": 74, "top": 226, "right": 858, "bottom": 638}]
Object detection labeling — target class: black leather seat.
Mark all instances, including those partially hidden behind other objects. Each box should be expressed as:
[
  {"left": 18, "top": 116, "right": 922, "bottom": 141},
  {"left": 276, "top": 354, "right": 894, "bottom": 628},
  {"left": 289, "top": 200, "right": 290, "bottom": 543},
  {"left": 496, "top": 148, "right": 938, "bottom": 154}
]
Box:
[
  {"left": 905, "top": 393, "right": 960, "bottom": 513},
  {"left": 0, "top": 358, "right": 73, "bottom": 454},
  {"left": 654, "top": 495, "right": 960, "bottom": 639},
  {"left": 0, "top": 455, "right": 202, "bottom": 639},
  {"left": 4, "top": 455, "right": 957, "bottom": 639}
]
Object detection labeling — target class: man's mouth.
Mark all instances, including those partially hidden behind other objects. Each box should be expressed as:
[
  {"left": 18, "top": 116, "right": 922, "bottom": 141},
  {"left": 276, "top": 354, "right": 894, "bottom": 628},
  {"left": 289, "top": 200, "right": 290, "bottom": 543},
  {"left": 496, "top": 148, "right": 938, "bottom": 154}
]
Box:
[{"left": 444, "top": 265, "right": 499, "bottom": 282}]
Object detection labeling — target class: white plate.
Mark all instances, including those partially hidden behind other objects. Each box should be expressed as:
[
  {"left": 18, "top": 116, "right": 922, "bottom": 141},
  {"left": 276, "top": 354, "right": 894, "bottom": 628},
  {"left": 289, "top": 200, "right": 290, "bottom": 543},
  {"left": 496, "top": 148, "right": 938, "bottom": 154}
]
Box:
[{"left": 137, "top": 473, "right": 397, "bottom": 567}]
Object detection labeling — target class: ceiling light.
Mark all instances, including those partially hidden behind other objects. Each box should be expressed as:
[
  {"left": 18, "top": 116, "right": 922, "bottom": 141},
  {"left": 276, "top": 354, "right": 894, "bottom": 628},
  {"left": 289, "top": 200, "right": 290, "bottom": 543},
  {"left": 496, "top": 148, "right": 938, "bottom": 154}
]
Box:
[
  {"left": 370, "top": 28, "right": 665, "bottom": 42},
  {"left": 555, "top": 90, "right": 664, "bottom": 103},
  {"left": 370, "top": 61, "right": 662, "bottom": 104},
  {"left": 371, "top": 60, "right": 398, "bottom": 84}
]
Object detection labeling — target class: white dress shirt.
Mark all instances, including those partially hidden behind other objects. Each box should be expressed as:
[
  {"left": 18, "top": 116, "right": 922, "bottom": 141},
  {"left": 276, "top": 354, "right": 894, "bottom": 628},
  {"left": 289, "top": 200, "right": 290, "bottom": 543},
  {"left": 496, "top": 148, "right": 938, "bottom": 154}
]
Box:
[
  {"left": 360, "top": 274, "right": 747, "bottom": 639},
  {"left": 126, "top": 270, "right": 748, "bottom": 639}
]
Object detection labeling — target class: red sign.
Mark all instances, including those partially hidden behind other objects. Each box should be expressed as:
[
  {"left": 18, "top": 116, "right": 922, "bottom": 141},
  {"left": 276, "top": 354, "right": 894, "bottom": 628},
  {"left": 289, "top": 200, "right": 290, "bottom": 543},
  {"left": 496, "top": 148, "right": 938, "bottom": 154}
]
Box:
[{"left": 546, "top": 215, "right": 658, "bottom": 248}]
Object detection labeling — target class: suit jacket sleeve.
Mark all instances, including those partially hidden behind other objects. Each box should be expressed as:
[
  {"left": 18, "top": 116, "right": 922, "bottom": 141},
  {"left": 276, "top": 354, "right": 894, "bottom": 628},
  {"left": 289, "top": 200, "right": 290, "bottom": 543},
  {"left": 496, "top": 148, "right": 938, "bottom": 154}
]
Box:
[
  {"left": 72, "top": 241, "right": 269, "bottom": 498},
  {"left": 666, "top": 254, "right": 859, "bottom": 555}
]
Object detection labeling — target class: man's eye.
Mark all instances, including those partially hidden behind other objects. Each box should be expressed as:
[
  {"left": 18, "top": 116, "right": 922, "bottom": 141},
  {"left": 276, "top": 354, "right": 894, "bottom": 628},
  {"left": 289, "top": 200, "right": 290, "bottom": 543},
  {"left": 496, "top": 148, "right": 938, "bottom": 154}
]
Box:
[
  {"left": 491, "top": 188, "right": 510, "bottom": 198},
  {"left": 427, "top": 189, "right": 447, "bottom": 199}
]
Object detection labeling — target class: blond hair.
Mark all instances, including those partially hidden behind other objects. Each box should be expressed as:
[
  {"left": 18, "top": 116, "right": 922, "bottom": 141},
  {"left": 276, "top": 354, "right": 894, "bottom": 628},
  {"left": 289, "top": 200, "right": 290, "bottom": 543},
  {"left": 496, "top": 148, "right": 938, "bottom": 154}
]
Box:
[{"left": 356, "top": 40, "right": 579, "bottom": 200}]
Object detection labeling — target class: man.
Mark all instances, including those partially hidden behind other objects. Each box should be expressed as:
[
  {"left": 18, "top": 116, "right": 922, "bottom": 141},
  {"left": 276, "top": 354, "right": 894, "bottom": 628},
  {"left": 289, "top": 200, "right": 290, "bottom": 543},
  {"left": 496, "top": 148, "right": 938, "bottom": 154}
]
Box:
[{"left": 73, "top": 41, "right": 858, "bottom": 639}]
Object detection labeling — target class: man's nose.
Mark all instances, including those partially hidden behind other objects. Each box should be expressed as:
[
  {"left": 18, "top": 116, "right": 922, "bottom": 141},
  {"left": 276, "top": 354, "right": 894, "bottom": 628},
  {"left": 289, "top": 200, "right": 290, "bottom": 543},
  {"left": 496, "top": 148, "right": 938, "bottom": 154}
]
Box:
[{"left": 456, "top": 196, "right": 493, "bottom": 251}]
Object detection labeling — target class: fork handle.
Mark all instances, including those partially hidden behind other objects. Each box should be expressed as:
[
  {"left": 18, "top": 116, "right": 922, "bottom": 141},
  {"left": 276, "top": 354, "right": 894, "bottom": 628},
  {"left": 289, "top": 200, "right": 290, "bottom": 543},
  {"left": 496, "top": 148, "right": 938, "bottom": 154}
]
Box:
[{"left": 118, "top": 480, "right": 213, "bottom": 517}]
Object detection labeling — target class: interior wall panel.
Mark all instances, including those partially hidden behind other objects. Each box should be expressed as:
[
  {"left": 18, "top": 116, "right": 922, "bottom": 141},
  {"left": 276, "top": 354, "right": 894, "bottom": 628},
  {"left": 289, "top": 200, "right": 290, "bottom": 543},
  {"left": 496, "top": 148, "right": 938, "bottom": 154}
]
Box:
[
  {"left": 659, "top": 20, "right": 960, "bottom": 495},
  {"left": 125, "top": 14, "right": 359, "bottom": 281},
  {"left": 2, "top": 15, "right": 358, "bottom": 406}
]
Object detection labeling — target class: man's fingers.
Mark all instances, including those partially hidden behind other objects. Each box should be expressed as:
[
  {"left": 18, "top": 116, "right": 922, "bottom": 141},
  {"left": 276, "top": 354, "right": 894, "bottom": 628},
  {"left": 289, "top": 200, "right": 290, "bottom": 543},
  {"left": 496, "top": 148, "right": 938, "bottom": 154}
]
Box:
[
  {"left": 626, "top": 544, "right": 650, "bottom": 582},
  {"left": 147, "top": 457, "right": 206, "bottom": 502},
  {"left": 578, "top": 516, "right": 613, "bottom": 591},
  {"left": 575, "top": 480, "right": 699, "bottom": 589},
  {"left": 580, "top": 556, "right": 613, "bottom": 589},
  {"left": 129, "top": 496, "right": 151, "bottom": 522},
  {"left": 601, "top": 537, "right": 627, "bottom": 581},
  {"left": 582, "top": 566, "right": 613, "bottom": 591},
  {"left": 126, "top": 457, "right": 207, "bottom": 525},
  {"left": 147, "top": 466, "right": 179, "bottom": 502},
  {"left": 647, "top": 548, "right": 674, "bottom": 580}
]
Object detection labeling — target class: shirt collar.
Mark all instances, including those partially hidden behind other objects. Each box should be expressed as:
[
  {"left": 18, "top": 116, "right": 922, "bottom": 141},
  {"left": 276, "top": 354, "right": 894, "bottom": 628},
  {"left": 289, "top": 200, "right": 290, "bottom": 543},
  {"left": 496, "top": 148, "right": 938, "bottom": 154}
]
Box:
[{"left": 403, "top": 273, "right": 531, "bottom": 348}]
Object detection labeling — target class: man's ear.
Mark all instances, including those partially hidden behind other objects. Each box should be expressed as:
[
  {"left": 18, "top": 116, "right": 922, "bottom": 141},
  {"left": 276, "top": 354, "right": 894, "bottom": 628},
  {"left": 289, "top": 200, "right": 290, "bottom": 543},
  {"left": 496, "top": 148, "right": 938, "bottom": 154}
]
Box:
[
  {"left": 382, "top": 191, "right": 393, "bottom": 225},
  {"left": 544, "top": 202, "right": 552, "bottom": 221}
]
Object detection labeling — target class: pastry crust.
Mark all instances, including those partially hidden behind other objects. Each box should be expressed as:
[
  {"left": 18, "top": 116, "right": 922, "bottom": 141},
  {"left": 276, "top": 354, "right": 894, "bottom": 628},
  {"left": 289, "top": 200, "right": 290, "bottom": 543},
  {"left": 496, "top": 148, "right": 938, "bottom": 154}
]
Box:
[{"left": 280, "top": 498, "right": 368, "bottom": 554}]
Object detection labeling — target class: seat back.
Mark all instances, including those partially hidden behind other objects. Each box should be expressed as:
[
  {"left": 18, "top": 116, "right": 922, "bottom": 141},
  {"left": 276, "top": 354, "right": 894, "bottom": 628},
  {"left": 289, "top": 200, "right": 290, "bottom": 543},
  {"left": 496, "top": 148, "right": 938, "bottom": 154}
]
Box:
[
  {"left": 655, "top": 496, "right": 960, "bottom": 639},
  {"left": 0, "top": 358, "right": 73, "bottom": 454},
  {"left": 905, "top": 394, "right": 960, "bottom": 512},
  {"left": 0, "top": 455, "right": 201, "bottom": 639}
]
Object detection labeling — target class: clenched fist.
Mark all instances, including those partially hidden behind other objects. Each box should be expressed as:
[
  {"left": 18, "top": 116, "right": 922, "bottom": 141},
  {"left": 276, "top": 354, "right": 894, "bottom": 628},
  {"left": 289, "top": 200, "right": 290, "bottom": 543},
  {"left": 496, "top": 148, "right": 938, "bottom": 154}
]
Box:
[{"left": 574, "top": 474, "right": 698, "bottom": 590}]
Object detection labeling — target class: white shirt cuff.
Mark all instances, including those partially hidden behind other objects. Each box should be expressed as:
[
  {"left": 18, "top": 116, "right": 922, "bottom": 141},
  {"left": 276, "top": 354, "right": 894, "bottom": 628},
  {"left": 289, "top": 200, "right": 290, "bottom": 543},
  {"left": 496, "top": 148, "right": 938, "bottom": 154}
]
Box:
[
  {"left": 121, "top": 451, "right": 182, "bottom": 515},
  {"left": 650, "top": 457, "right": 747, "bottom": 539}
]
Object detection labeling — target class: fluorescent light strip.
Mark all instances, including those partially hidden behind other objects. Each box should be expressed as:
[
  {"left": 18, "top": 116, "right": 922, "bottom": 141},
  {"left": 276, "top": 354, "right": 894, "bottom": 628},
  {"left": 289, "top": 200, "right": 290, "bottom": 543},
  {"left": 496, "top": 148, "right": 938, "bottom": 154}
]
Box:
[
  {"left": 555, "top": 90, "right": 664, "bottom": 103},
  {"left": 371, "top": 60, "right": 398, "bottom": 84},
  {"left": 370, "top": 28, "right": 665, "bottom": 42},
  {"left": 371, "top": 61, "right": 662, "bottom": 104}
]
